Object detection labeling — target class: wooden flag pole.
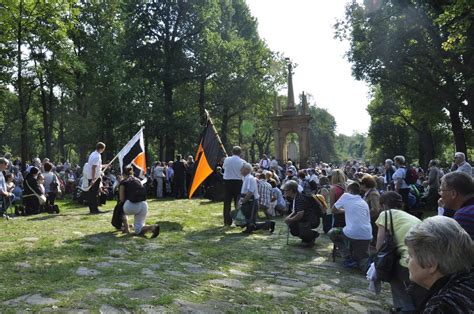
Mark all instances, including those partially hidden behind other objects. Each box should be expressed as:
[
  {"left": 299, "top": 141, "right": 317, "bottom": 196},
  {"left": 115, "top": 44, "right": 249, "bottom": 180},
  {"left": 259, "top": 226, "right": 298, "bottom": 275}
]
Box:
[{"left": 205, "top": 109, "right": 228, "bottom": 157}]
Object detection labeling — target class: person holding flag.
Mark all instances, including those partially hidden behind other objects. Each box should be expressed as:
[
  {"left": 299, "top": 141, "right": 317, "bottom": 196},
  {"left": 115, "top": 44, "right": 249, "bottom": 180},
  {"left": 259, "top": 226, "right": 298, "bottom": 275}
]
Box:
[{"left": 87, "top": 142, "right": 108, "bottom": 214}]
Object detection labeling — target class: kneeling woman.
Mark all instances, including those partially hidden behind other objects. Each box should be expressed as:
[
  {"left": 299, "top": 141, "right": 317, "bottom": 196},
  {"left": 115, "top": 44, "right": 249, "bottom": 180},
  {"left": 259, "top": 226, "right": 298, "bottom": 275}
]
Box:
[
  {"left": 119, "top": 166, "right": 159, "bottom": 238},
  {"left": 22, "top": 167, "right": 46, "bottom": 215}
]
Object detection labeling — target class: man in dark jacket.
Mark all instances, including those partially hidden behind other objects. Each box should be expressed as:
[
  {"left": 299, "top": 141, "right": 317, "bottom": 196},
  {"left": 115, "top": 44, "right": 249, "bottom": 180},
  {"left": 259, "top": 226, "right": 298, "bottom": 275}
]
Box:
[
  {"left": 173, "top": 155, "right": 186, "bottom": 199},
  {"left": 283, "top": 180, "right": 321, "bottom": 246}
]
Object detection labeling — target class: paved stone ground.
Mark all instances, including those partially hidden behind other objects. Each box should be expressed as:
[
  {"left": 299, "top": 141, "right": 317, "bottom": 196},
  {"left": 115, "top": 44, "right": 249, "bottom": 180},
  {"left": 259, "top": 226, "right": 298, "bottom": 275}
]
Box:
[{"left": 0, "top": 199, "right": 393, "bottom": 313}]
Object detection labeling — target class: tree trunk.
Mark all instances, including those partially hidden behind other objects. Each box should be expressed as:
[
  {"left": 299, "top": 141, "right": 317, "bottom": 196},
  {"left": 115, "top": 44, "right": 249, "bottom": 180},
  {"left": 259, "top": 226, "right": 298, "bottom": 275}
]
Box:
[
  {"left": 164, "top": 80, "right": 175, "bottom": 161},
  {"left": 198, "top": 75, "right": 206, "bottom": 125},
  {"left": 38, "top": 71, "right": 53, "bottom": 159},
  {"left": 58, "top": 94, "right": 66, "bottom": 160},
  {"left": 448, "top": 103, "right": 467, "bottom": 156},
  {"left": 220, "top": 106, "right": 229, "bottom": 150},
  {"left": 238, "top": 115, "right": 243, "bottom": 145},
  {"left": 417, "top": 124, "right": 435, "bottom": 170},
  {"left": 17, "top": 0, "right": 28, "bottom": 163}
]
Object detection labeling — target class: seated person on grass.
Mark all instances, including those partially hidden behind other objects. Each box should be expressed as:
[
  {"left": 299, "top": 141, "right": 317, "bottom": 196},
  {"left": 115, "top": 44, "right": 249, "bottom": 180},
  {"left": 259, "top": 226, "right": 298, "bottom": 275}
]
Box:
[
  {"left": 329, "top": 181, "right": 372, "bottom": 270},
  {"left": 283, "top": 180, "right": 321, "bottom": 247},
  {"left": 119, "top": 166, "right": 160, "bottom": 238}
]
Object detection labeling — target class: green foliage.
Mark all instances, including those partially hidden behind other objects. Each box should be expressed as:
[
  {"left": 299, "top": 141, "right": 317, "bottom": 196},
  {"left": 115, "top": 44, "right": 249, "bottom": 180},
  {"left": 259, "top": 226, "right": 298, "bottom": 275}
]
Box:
[
  {"left": 307, "top": 105, "right": 337, "bottom": 163},
  {"left": 0, "top": 0, "right": 286, "bottom": 164},
  {"left": 336, "top": 0, "right": 474, "bottom": 166}
]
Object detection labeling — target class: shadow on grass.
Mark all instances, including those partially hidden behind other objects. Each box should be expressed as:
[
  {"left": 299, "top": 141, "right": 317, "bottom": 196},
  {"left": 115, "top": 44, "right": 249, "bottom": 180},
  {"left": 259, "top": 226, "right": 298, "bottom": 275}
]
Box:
[
  {"left": 27, "top": 214, "right": 60, "bottom": 221},
  {"left": 197, "top": 199, "right": 221, "bottom": 205},
  {"left": 157, "top": 221, "right": 183, "bottom": 232}
]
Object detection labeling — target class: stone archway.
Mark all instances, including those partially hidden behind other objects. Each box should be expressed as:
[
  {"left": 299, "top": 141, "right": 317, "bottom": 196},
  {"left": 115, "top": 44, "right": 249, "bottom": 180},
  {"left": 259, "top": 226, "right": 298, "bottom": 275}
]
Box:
[{"left": 272, "top": 117, "right": 310, "bottom": 167}]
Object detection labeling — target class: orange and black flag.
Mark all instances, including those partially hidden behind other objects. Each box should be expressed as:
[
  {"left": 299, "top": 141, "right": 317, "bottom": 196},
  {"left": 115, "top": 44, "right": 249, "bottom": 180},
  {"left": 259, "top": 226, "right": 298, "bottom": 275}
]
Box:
[
  {"left": 118, "top": 128, "right": 147, "bottom": 182},
  {"left": 189, "top": 112, "right": 227, "bottom": 198}
]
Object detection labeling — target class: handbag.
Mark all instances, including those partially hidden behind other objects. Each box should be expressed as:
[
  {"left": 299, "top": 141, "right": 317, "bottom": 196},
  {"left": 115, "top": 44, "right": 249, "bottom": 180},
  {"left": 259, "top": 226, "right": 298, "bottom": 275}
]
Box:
[
  {"left": 26, "top": 179, "right": 47, "bottom": 205},
  {"left": 232, "top": 208, "right": 247, "bottom": 227},
  {"left": 50, "top": 175, "right": 59, "bottom": 193},
  {"left": 374, "top": 209, "right": 399, "bottom": 282}
]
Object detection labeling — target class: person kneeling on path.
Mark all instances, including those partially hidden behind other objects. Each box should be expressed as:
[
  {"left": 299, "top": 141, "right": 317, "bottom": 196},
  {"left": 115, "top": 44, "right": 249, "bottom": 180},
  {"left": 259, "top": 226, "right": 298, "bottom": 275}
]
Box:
[
  {"left": 119, "top": 166, "right": 159, "bottom": 238},
  {"left": 240, "top": 163, "right": 275, "bottom": 234},
  {"left": 329, "top": 181, "right": 372, "bottom": 270},
  {"left": 283, "top": 180, "right": 321, "bottom": 246}
]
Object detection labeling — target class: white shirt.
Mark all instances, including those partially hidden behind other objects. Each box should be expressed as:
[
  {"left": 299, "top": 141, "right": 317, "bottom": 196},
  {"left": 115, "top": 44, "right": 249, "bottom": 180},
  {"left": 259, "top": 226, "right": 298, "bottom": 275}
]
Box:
[
  {"left": 456, "top": 161, "right": 473, "bottom": 176},
  {"left": 154, "top": 166, "right": 165, "bottom": 178},
  {"left": 0, "top": 171, "right": 7, "bottom": 194},
  {"left": 87, "top": 151, "right": 102, "bottom": 180},
  {"left": 309, "top": 174, "right": 319, "bottom": 184},
  {"left": 393, "top": 167, "right": 409, "bottom": 189},
  {"left": 334, "top": 193, "right": 372, "bottom": 240},
  {"left": 259, "top": 158, "right": 270, "bottom": 169},
  {"left": 223, "top": 155, "right": 244, "bottom": 180},
  {"left": 241, "top": 174, "right": 259, "bottom": 200},
  {"left": 270, "top": 159, "right": 278, "bottom": 169}
]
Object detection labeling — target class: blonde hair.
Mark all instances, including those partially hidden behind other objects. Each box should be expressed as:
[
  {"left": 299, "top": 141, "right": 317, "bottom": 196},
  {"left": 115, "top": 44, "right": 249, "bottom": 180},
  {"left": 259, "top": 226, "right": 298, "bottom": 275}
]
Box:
[{"left": 331, "top": 169, "right": 347, "bottom": 186}]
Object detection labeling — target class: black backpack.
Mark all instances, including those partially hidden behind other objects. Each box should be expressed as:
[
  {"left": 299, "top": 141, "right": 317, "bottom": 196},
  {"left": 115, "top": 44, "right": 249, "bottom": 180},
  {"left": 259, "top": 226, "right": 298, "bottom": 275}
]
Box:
[
  {"left": 303, "top": 194, "right": 322, "bottom": 225},
  {"left": 124, "top": 177, "right": 147, "bottom": 203}
]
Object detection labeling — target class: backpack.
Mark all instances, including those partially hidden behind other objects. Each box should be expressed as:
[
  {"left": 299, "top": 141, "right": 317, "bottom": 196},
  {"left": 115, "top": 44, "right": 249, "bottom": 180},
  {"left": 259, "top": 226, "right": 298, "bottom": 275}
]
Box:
[
  {"left": 303, "top": 194, "right": 322, "bottom": 225},
  {"left": 404, "top": 167, "right": 419, "bottom": 185},
  {"left": 123, "top": 177, "right": 147, "bottom": 203}
]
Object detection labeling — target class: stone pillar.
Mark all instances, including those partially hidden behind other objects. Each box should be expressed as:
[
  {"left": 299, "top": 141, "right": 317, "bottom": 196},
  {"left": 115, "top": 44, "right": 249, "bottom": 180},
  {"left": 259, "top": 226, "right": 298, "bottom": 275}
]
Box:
[
  {"left": 273, "top": 128, "right": 282, "bottom": 161},
  {"left": 299, "top": 127, "right": 310, "bottom": 167}
]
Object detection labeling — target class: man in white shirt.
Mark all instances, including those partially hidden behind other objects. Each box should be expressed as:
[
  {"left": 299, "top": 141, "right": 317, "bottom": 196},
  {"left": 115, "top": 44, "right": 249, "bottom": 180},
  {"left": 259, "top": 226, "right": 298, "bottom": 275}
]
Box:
[
  {"left": 86, "top": 142, "right": 107, "bottom": 214},
  {"left": 454, "top": 152, "right": 473, "bottom": 176},
  {"left": 222, "top": 146, "right": 245, "bottom": 226},
  {"left": 239, "top": 163, "right": 275, "bottom": 234},
  {"left": 259, "top": 154, "right": 270, "bottom": 170},
  {"left": 329, "top": 181, "right": 372, "bottom": 270},
  {"left": 0, "top": 158, "right": 14, "bottom": 218},
  {"left": 392, "top": 155, "right": 411, "bottom": 211}
]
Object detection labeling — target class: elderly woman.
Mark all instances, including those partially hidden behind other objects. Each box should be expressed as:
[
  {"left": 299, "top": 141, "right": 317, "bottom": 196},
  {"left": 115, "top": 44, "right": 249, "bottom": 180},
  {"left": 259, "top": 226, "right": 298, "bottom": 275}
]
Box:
[
  {"left": 375, "top": 192, "right": 421, "bottom": 312},
  {"left": 405, "top": 216, "right": 474, "bottom": 312},
  {"left": 119, "top": 166, "right": 160, "bottom": 238}
]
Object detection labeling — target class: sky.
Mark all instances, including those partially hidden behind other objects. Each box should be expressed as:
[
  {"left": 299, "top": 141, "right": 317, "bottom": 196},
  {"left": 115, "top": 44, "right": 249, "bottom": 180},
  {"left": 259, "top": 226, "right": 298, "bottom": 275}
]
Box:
[{"left": 246, "top": 0, "right": 371, "bottom": 136}]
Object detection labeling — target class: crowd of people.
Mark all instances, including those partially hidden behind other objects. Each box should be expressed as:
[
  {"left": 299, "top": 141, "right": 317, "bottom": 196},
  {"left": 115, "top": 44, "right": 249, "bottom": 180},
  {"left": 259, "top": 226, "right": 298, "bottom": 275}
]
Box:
[
  {"left": 2, "top": 143, "right": 474, "bottom": 312},
  {"left": 221, "top": 147, "right": 474, "bottom": 313}
]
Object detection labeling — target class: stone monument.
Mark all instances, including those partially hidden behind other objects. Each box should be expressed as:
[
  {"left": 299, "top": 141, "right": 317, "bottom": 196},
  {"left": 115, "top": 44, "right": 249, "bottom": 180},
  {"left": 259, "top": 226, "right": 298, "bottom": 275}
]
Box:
[{"left": 271, "top": 62, "right": 311, "bottom": 167}]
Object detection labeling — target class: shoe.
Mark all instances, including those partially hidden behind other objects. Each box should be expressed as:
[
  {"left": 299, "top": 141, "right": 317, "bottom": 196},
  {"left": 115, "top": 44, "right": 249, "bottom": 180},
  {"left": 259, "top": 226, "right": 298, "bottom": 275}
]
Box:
[
  {"left": 90, "top": 210, "right": 104, "bottom": 214},
  {"left": 54, "top": 205, "right": 60, "bottom": 214},
  {"left": 269, "top": 221, "right": 276, "bottom": 233},
  {"left": 343, "top": 258, "right": 358, "bottom": 268},
  {"left": 242, "top": 224, "right": 255, "bottom": 234},
  {"left": 298, "top": 240, "right": 315, "bottom": 248},
  {"left": 151, "top": 224, "right": 160, "bottom": 239}
]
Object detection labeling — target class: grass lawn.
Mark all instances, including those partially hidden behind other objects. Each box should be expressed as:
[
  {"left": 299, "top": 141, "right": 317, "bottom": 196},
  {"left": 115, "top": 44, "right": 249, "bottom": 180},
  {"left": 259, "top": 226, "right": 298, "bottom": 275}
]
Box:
[{"left": 1, "top": 198, "right": 393, "bottom": 313}]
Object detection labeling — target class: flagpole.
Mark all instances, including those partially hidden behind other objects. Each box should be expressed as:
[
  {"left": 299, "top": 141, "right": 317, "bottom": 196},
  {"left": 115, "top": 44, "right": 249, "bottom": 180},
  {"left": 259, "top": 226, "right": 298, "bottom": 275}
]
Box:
[{"left": 205, "top": 109, "right": 228, "bottom": 157}]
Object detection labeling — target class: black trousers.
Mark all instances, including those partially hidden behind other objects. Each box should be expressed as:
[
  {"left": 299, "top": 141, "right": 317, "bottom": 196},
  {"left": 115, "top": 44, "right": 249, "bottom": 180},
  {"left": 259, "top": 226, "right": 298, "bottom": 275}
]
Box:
[
  {"left": 223, "top": 179, "right": 242, "bottom": 225},
  {"left": 174, "top": 176, "right": 186, "bottom": 199},
  {"left": 399, "top": 188, "right": 411, "bottom": 212},
  {"left": 289, "top": 221, "right": 319, "bottom": 243},
  {"left": 88, "top": 178, "right": 101, "bottom": 213}
]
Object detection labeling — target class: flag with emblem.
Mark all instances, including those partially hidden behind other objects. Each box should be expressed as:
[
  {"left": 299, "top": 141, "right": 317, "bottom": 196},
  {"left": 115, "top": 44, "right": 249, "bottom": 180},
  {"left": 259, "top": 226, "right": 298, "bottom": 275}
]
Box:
[{"left": 118, "top": 128, "right": 147, "bottom": 182}]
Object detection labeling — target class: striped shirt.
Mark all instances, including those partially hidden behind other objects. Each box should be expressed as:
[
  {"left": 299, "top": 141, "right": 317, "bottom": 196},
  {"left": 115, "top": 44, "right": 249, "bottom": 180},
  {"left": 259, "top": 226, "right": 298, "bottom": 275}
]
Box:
[{"left": 453, "top": 198, "right": 474, "bottom": 240}]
